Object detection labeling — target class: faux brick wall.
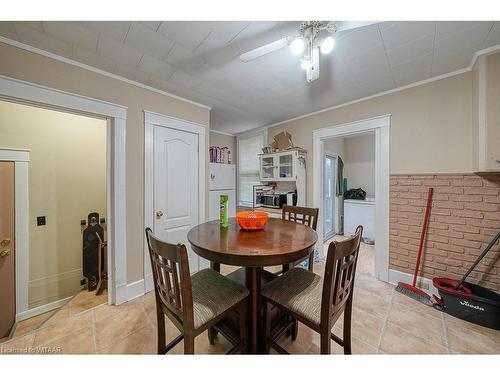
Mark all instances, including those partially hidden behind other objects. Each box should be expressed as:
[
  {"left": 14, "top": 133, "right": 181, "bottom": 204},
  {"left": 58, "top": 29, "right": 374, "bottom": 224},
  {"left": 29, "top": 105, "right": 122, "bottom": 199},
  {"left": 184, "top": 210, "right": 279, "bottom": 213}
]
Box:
[{"left": 390, "top": 173, "right": 500, "bottom": 292}]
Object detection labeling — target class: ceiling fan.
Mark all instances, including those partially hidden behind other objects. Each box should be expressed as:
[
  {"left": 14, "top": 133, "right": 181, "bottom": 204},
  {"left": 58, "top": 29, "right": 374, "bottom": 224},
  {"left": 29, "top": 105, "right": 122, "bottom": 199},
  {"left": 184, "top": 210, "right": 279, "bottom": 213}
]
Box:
[{"left": 239, "top": 21, "right": 379, "bottom": 82}]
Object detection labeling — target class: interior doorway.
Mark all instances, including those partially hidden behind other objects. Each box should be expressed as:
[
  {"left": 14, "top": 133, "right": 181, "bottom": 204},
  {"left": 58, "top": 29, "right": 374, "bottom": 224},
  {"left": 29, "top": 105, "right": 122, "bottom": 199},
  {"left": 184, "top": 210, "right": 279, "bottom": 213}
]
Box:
[
  {"left": 0, "top": 100, "right": 109, "bottom": 339},
  {"left": 313, "top": 115, "right": 390, "bottom": 282}
]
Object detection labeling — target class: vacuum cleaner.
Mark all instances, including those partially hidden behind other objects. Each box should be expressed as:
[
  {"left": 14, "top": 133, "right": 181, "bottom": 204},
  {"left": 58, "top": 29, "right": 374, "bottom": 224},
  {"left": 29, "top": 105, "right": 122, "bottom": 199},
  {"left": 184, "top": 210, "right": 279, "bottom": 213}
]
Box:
[{"left": 433, "top": 230, "right": 500, "bottom": 330}]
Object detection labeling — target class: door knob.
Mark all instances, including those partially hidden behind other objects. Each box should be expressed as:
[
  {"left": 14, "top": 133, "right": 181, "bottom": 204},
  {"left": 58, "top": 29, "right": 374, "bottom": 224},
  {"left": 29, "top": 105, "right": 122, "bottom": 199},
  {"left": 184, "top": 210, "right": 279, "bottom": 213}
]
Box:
[
  {"left": 0, "top": 249, "right": 10, "bottom": 258},
  {"left": 0, "top": 239, "right": 11, "bottom": 247},
  {"left": 156, "top": 211, "right": 164, "bottom": 219}
]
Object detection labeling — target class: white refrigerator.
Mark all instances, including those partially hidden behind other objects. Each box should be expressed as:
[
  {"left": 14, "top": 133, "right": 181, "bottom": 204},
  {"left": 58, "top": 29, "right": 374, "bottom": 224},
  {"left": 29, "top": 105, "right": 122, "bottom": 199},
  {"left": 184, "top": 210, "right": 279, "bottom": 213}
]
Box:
[{"left": 208, "top": 163, "right": 236, "bottom": 221}]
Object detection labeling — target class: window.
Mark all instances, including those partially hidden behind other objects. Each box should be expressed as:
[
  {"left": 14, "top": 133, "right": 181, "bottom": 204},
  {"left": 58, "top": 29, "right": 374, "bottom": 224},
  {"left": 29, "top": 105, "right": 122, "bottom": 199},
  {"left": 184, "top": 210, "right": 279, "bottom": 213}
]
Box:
[{"left": 237, "top": 132, "right": 266, "bottom": 207}]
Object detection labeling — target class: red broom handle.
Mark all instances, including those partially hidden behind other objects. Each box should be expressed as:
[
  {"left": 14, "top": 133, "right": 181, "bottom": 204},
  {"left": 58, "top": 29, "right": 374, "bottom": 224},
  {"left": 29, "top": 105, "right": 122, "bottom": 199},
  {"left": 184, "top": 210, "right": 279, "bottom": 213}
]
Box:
[{"left": 412, "top": 187, "right": 433, "bottom": 287}]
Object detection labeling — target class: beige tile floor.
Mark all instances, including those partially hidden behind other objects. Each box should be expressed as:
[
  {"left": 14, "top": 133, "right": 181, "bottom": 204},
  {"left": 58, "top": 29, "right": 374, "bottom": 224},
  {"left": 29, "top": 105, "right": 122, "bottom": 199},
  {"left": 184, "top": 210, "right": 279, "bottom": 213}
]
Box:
[{"left": 1, "top": 264, "right": 499, "bottom": 355}]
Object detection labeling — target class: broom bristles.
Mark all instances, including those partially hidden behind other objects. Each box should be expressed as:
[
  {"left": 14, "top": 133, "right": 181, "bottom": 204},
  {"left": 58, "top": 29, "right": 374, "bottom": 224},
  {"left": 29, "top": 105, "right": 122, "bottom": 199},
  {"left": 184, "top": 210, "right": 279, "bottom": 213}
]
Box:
[{"left": 395, "top": 282, "right": 434, "bottom": 306}]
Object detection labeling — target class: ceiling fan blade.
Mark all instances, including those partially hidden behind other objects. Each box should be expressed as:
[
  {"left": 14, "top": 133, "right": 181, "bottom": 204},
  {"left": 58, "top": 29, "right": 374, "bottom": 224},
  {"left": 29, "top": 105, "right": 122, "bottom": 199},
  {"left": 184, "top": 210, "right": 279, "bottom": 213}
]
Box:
[
  {"left": 239, "top": 37, "right": 289, "bottom": 62},
  {"left": 333, "top": 21, "right": 381, "bottom": 33}
]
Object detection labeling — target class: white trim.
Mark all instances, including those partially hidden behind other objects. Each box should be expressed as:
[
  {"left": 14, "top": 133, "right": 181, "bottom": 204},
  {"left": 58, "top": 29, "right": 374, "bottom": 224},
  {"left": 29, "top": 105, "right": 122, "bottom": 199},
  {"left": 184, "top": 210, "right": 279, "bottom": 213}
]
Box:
[
  {"left": 237, "top": 43, "right": 500, "bottom": 135},
  {"left": 209, "top": 129, "right": 235, "bottom": 137},
  {"left": 127, "top": 279, "right": 145, "bottom": 301},
  {"left": 388, "top": 269, "right": 439, "bottom": 296},
  {"left": 0, "top": 75, "right": 128, "bottom": 310},
  {"left": 143, "top": 111, "right": 207, "bottom": 294},
  {"left": 15, "top": 296, "right": 74, "bottom": 322},
  {"left": 313, "top": 115, "right": 390, "bottom": 282},
  {"left": 0, "top": 75, "right": 127, "bottom": 119},
  {"left": 0, "top": 148, "right": 30, "bottom": 162},
  {"left": 0, "top": 36, "right": 211, "bottom": 111},
  {"left": 0, "top": 149, "right": 30, "bottom": 315}
]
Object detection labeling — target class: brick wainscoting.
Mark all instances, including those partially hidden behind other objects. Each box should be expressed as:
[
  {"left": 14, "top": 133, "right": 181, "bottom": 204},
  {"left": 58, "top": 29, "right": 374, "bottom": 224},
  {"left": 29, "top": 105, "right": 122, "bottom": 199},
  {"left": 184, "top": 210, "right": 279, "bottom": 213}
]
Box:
[{"left": 390, "top": 173, "right": 500, "bottom": 292}]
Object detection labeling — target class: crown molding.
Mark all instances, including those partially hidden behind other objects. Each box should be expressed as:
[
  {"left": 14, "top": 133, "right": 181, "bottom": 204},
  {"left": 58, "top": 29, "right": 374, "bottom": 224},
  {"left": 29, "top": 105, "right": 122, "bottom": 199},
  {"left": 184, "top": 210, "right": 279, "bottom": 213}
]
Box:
[
  {"left": 0, "top": 36, "right": 212, "bottom": 111},
  {"left": 252, "top": 42, "right": 500, "bottom": 133},
  {"left": 209, "top": 129, "right": 235, "bottom": 137}
]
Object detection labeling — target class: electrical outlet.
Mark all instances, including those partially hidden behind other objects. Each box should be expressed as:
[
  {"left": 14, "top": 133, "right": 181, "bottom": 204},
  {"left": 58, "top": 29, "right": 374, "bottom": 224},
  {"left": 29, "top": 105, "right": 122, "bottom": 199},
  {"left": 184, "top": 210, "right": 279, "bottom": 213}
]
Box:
[{"left": 37, "top": 216, "right": 46, "bottom": 226}]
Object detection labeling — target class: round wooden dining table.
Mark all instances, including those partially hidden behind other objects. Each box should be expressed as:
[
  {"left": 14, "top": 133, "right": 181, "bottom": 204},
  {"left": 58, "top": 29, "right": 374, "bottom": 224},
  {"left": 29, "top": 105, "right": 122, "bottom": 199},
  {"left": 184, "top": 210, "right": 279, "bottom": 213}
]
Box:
[{"left": 187, "top": 217, "right": 318, "bottom": 354}]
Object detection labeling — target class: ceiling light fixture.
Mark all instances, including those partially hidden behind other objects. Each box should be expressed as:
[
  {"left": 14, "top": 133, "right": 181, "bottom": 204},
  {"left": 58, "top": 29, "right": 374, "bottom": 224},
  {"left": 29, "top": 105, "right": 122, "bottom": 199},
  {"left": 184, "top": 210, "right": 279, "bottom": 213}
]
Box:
[
  {"left": 289, "top": 37, "right": 305, "bottom": 55},
  {"left": 320, "top": 36, "right": 335, "bottom": 54}
]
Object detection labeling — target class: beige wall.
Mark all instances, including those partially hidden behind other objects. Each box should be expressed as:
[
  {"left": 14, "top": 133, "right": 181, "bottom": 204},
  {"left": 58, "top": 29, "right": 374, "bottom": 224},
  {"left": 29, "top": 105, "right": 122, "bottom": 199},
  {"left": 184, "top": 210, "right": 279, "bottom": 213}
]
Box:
[
  {"left": 268, "top": 72, "right": 474, "bottom": 205},
  {"left": 0, "top": 42, "right": 210, "bottom": 284},
  {"left": 209, "top": 131, "right": 237, "bottom": 165},
  {"left": 344, "top": 133, "right": 375, "bottom": 197},
  {"left": 0, "top": 100, "right": 106, "bottom": 307}
]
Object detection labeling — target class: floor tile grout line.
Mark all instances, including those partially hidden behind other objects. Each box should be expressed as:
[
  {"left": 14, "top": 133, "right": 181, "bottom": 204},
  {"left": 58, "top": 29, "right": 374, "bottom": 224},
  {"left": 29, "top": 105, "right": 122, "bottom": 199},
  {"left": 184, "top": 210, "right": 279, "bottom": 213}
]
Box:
[
  {"left": 440, "top": 311, "right": 451, "bottom": 354},
  {"left": 375, "top": 287, "right": 395, "bottom": 353},
  {"left": 91, "top": 309, "right": 98, "bottom": 354}
]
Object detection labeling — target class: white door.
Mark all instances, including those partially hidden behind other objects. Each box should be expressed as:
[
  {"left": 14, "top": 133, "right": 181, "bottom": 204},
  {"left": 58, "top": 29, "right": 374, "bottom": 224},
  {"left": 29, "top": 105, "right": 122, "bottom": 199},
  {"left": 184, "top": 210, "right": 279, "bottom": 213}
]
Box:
[
  {"left": 154, "top": 126, "right": 200, "bottom": 273},
  {"left": 323, "top": 153, "right": 337, "bottom": 240}
]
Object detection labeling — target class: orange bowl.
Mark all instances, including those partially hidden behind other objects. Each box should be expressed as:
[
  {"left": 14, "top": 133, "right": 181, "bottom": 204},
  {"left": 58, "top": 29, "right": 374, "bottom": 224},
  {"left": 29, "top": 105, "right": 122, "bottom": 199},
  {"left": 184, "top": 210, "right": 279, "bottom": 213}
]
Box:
[{"left": 236, "top": 211, "right": 269, "bottom": 231}]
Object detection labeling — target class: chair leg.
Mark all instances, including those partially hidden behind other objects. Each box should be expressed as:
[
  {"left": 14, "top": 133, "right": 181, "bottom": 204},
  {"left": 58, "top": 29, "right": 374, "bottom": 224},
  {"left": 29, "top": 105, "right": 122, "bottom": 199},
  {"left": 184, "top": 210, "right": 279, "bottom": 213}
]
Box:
[
  {"left": 343, "top": 298, "right": 353, "bottom": 355},
  {"left": 320, "top": 331, "right": 331, "bottom": 355},
  {"left": 308, "top": 252, "right": 314, "bottom": 272},
  {"left": 238, "top": 301, "right": 247, "bottom": 354},
  {"left": 262, "top": 301, "right": 271, "bottom": 354},
  {"left": 208, "top": 326, "right": 217, "bottom": 345},
  {"left": 184, "top": 332, "right": 195, "bottom": 354},
  {"left": 291, "top": 319, "right": 298, "bottom": 341},
  {"left": 156, "top": 307, "right": 166, "bottom": 354}
]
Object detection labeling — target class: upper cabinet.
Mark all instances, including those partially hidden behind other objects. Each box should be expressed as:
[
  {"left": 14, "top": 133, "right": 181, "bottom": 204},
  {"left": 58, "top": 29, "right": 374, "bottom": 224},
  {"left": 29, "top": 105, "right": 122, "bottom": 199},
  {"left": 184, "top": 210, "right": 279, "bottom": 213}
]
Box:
[
  {"left": 259, "top": 150, "right": 306, "bottom": 181},
  {"left": 473, "top": 54, "right": 500, "bottom": 173}
]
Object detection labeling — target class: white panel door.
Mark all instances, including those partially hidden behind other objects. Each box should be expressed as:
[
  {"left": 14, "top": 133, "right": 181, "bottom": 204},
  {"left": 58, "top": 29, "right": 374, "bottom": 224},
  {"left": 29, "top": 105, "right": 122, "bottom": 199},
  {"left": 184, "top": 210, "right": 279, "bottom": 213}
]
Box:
[{"left": 154, "top": 126, "right": 199, "bottom": 273}]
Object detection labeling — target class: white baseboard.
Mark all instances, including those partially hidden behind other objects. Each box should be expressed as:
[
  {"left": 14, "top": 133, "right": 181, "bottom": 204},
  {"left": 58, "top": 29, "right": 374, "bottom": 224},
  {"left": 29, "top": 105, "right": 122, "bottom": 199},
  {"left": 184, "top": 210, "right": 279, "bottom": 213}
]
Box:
[
  {"left": 145, "top": 273, "right": 154, "bottom": 293},
  {"left": 127, "top": 279, "right": 145, "bottom": 301},
  {"left": 388, "top": 268, "right": 439, "bottom": 296},
  {"left": 115, "top": 282, "right": 128, "bottom": 305},
  {"left": 16, "top": 296, "right": 73, "bottom": 322}
]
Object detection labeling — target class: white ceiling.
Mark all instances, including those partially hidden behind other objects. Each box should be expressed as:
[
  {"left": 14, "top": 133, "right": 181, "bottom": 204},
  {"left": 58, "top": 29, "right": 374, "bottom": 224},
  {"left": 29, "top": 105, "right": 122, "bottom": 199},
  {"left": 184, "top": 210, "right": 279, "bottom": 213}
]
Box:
[{"left": 1, "top": 21, "right": 499, "bottom": 134}]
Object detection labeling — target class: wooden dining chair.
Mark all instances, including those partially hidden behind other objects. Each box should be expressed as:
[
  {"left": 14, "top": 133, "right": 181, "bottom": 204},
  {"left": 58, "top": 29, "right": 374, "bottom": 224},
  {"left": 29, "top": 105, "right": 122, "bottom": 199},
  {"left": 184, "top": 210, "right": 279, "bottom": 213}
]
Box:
[
  {"left": 261, "top": 225, "right": 363, "bottom": 354},
  {"left": 281, "top": 205, "right": 319, "bottom": 273},
  {"left": 145, "top": 228, "right": 249, "bottom": 354}
]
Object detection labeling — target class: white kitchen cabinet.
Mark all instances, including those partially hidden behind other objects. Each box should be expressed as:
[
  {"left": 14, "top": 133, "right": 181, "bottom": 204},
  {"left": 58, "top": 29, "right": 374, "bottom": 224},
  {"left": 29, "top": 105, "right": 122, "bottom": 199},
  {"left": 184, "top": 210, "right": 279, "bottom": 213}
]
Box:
[
  {"left": 472, "top": 54, "right": 500, "bottom": 172},
  {"left": 259, "top": 150, "right": 306, "bottom": 182}
]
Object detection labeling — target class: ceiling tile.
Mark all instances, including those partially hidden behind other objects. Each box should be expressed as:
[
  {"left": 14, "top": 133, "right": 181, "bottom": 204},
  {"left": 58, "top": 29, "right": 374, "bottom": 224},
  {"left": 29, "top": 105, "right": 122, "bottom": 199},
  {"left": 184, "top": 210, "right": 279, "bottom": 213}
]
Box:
[
  {"left": 43, "top": 21, "right": 99, "bottom": 52},
  {"left": 167, "top": 70, "right": 201, "bottom": 89},
  {"left": 14, "top": 23, "right": 73, "bottom": 58},
  {"left": 139, "top": 21, "right": 161, "bottom": 32},
  {"left": 333, "top": 23, "right": 384, "bottom": 60},
  {"left": 436, "top": 21, "right": 493, "bottom": 40},
  {"left": 483, "top": 22, "right": 500, "bottom": 48},
  {"left": 147, "top": 75, "right": 178, "bottom": 93},
  {"left": 380, "top": 21, "right": 435, "bottom": 50},
  {"left": 82, "top": 21, "right": 131, "bottom": 42},
  {"left": 97, "top": 36, "right": 143, "bottom": 67},
  {"left": 157, "top": 21, "right": 211, "bottom": 50},
  {"left": 113, "top": 63, "right": 151, "bottom": 83},
  {"left": 204, "top": 21, "right": 251, "bottom": 43},
  {"left": 0, "top": 21, "right": 18, "bottom": 39},
  {"left": 73, "top": 46, "right": 115, "bottom": 72},
  {"left": 385, "top": 33, "right": 435, "bottom": 67},
  {"left": 391, "top": 53, "right": 433, "bottom": 86},
  {"left": 137, "top": 54, "right": 175, "bottom": 81},
  {"left": 164, "top": 43, "right": 206, "bottom": 74},
  {"left": 125, "top": 22, "right": 174, "bottom": 60}
]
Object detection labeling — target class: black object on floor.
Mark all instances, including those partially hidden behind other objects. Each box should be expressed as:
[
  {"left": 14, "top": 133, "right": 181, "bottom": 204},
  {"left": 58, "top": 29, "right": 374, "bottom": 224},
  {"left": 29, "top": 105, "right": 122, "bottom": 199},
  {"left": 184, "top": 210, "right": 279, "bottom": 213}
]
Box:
[
  {"left": 433, "top": 231, "right": 500, "bottom": 330},
  {"left": 83, "top": 212, "right": 104, "bottom": 291}
]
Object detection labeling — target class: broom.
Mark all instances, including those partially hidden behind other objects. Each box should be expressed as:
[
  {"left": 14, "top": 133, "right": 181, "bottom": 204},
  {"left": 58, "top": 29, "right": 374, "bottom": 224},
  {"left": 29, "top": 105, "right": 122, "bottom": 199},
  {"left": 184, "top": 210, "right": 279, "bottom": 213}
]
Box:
[{"left": 395, "top": 187, "right": 434, "bottom": 306}]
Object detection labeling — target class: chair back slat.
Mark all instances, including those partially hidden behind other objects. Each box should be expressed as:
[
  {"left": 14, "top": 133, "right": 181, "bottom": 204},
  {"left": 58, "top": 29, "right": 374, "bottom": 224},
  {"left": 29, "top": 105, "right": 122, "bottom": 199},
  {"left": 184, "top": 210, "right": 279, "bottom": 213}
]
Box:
[
  {"left": 321, "top": 226, "right": 363, "bottom": 324},
  {"left": 145, "top": 228, "right": 193, "bottom": 325},
  {"left": 282, "top": 205, "right": 319, "bottom": 230}
]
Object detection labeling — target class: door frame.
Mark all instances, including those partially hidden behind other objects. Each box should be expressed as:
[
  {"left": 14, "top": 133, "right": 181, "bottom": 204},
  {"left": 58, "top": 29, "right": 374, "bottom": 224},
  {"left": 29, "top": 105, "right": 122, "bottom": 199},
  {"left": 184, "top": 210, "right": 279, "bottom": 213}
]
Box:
[
  {"left": 0, "top": 149, "right": 29, "bottom": 321},
  {"left": 322, "top": 150, "right": 338, "bottom": 241},
  {"left": 0, "top": 75, "right": 128, "bottom": 318},
  {"left": 143, "top": 110, "right": 206, "bottom": 293},
  {"left": 313, "top": 114, "right": 390, "bottom": 282}
]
